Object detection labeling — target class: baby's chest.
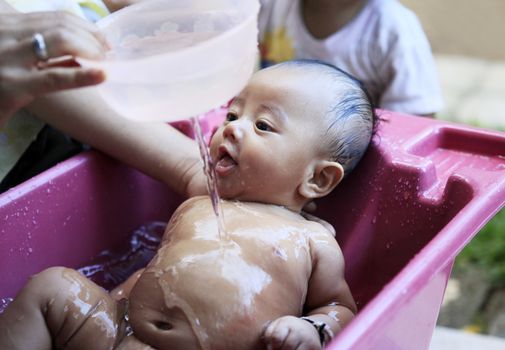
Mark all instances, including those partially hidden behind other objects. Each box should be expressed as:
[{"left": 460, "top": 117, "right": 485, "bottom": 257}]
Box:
[{"left": 164, "top": 200, "right": 315, "bottom": 264}]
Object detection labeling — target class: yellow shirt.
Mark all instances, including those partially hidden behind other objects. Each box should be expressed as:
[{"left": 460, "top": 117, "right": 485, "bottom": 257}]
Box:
[{"left": 5, "top": 0, "right": 109, "bottom": 20}]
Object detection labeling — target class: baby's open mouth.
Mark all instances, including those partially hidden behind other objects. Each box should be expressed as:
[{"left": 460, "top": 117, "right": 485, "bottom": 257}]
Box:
[{"left": 215, "top": 147, "right": 237, "bottom": 175}]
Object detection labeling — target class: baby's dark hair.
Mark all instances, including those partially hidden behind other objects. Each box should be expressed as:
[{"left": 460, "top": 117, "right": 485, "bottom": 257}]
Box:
[{"left": 273, "top": 59, "right": 378, "bottom": 177}]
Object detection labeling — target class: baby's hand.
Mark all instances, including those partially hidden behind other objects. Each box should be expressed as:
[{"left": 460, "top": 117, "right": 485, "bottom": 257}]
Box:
[{"left": 262, "top": 316, "right": 321, "bottom": 350}]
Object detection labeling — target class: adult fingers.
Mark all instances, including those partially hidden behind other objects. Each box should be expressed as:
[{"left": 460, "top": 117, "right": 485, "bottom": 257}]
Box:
[
  {"left": 23, "top": 66, "right": 105, "bottom": 96},
  {"left": 30, "top": 11, "right": 109, "bottom": 48},
  {"left": 0, "top": 63, "right": 104, "bottom": 122},
  {"left": 42, "top": 25, "right": 108, "bottom": 59},
  {"left": 0, "top": 11, "right": 108, "bottom": 48},
  {"left": 8, "top": 27, "right": 106, "bottom": 66}
]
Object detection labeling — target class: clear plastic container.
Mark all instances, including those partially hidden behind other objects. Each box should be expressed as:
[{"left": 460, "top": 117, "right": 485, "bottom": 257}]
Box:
[{"left": 80, "top": 0, "right": 259, "bottom": 122}]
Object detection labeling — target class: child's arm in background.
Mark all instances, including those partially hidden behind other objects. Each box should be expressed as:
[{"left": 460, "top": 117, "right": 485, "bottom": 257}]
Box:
[
  {"left": 102, "top": 0, "right": 145, "bottom": 12},
  {"left": 262, "top": 230, "right": 356, "bottom": 349},
  {"left": 28, "top": 88, "right": 208, "bottom": 198}
]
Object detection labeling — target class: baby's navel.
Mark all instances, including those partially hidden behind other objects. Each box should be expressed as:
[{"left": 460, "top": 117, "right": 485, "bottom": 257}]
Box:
[{"left": 154, "top": 320, "right": 173, "bottom": 331}]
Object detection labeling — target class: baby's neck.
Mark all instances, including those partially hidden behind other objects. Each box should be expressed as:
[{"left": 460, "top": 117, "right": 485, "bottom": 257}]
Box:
[
  {"left": 230, "top": 199, "right": 306, "bottom": 221},
  {"left": 302, "top": 0, "right": 369, "bottom": 39}
]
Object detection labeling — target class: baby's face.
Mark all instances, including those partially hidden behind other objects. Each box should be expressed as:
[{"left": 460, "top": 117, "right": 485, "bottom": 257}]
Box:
[{"left": 209, "top": 66, "right": 336, "bottom": 207}]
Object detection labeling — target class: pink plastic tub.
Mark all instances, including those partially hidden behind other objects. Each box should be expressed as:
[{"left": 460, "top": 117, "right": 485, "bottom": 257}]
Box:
[{"left": 1, "top": 111, "right": 504, "bottom": 349}]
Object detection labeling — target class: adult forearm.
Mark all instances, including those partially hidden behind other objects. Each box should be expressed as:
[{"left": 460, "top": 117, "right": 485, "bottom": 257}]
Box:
[{"left": 28, "top": 88, "right": 204, "bottom": 197}]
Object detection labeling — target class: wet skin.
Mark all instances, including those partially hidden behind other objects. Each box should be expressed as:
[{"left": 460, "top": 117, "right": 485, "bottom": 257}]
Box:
[
  {"left": 0, "top": 196, "right": 353, "bottom": 350},
  {"left": 129, "top": 196, "right": 345, "bottom": 350},
  {"left": 0, "top": 64, "right": 361, "bottom": 349}
]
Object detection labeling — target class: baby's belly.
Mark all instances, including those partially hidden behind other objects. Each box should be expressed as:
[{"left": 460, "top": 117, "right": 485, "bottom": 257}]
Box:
[{"left": 128, "top": 239, "right": 310, "bottom": 350}]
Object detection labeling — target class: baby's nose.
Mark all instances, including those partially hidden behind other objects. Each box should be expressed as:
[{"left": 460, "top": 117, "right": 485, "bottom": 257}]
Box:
[{"left": 223, "top": 120, "right": 244, "bottom": 141}]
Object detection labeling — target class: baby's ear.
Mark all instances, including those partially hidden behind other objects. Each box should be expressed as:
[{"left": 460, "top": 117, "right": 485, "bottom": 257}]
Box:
[{"left": 299, "top": 160, "right": 344, "bottom": 199}]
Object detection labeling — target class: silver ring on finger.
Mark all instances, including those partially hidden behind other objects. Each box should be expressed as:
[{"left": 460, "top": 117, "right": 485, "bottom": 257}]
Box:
[{"left": 31, "top": 32, "right": 49, "bottom": 61}]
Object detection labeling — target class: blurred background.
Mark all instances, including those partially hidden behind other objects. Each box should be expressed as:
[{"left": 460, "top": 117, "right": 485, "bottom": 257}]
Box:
[{"left": 401, "top": 1, "right": 505, "bottom": 348}]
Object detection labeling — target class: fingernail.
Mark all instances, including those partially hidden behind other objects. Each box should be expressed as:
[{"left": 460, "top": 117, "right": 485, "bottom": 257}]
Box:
[{"left": 85, "top": 69, "right": 106, "bottom": 83}]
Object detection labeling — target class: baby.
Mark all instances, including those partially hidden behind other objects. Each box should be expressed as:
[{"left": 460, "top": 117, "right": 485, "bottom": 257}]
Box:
[{"left": 0, "top": 60, "right": 376, "bottom": 350}]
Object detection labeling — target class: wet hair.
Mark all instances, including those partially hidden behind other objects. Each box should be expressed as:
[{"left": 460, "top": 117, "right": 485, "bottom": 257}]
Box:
[{"left": 271, "top": 59, "right": 378, "bottom": 177}]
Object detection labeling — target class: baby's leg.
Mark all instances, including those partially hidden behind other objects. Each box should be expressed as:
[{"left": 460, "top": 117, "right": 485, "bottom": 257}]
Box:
[{"left": 0, "top": 267, "right": 125, "bottom": 350}]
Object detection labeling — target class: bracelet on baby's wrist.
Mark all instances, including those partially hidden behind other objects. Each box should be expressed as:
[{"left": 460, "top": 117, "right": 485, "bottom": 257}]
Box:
[{"left": 300, "top": 316, "right": 334, "bottom": 347}]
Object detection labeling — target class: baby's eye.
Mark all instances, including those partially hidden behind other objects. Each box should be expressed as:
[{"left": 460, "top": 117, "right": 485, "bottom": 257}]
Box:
[
  {"left": 225, "top": 112, "right": 238, "bottom": 123},
  {"left": 255, "top": 120, "right": 273, "bottom": 132}
]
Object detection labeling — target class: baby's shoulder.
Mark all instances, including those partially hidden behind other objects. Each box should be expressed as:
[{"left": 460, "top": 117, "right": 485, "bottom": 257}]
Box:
[
  {"left": 181, "top": 195, "right": 208, "bottom": 206},
  {"left": 300, "top": 212, "right": 336, "bottom": 238},
  {"left": 171, "top": 195, "right": 210, "bottom": 217},
  {"left": 298, "top": 216, "right": 343, "bottom": 259}
]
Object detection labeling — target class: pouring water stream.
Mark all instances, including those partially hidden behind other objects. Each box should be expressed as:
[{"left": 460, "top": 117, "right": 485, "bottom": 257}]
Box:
[{"left": 191, "top": 116, "right": 226, "bottom": 239}]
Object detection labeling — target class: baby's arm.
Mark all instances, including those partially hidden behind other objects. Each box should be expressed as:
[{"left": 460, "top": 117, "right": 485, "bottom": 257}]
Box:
[
  {"left": 303, "top": 233, "right": 357, "bottom": 330},
  {"left": 263, "top": 231, "right": 356, "bottom": 349}
]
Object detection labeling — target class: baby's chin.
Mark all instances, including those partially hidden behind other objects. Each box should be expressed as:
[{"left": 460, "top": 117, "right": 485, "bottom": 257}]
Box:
[
  {"left": 216, "top": 184, "right": 258, "bottom": 203},
  {"left": 216, "top": 187, "right": 246, "bottom": 201}
]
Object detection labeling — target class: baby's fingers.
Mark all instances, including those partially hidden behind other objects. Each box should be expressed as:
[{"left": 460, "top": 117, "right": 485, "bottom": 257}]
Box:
[{"left": 263, "top": 320, "right": 290, "bottom": 350}]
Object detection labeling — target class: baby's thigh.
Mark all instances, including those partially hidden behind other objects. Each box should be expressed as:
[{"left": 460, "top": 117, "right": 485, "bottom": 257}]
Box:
[{"left": 38, "top": 267, "right": 126, "bottom": 350}]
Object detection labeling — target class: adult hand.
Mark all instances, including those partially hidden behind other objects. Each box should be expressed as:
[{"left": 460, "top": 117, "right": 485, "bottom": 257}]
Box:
[{"left": 0, "top": 11, "right": 108, "bottom": 126}]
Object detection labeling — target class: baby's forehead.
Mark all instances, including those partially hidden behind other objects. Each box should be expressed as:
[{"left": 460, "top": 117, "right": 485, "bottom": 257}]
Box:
[
  {"left": 248, "top": 67, "right": 339, "bottom": 116},
  {"left": 253, "top": 65, "right": 337, "bottom": 96},
  {"left": 255, "top": 64, "right": 334, "bottom": 83}
]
